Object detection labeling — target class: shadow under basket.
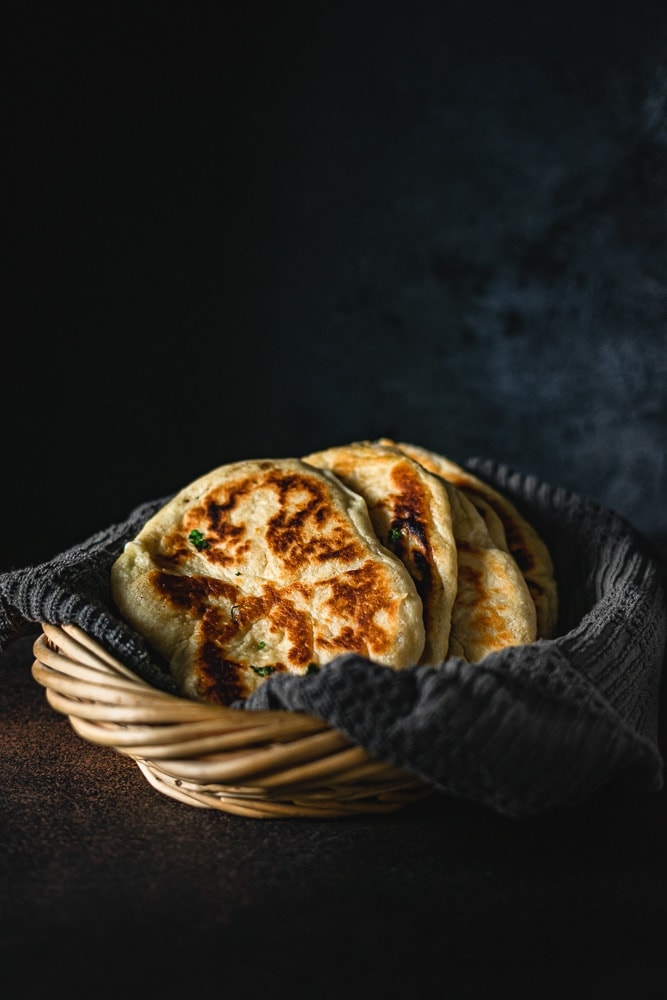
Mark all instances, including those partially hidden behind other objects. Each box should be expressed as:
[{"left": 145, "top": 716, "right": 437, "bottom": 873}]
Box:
[{"left": 31, "top": 623, "right": 433, "bottom": 819}]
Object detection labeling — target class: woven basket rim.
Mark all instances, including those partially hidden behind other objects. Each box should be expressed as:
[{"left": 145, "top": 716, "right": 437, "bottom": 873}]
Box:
[{"left": 31, "top": 622, "right": 432, "bottom": 818}]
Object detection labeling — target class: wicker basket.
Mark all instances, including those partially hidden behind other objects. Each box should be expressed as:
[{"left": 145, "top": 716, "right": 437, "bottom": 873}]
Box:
[{"left": 31, "top": 623, "right": 433, "bottom": 818}]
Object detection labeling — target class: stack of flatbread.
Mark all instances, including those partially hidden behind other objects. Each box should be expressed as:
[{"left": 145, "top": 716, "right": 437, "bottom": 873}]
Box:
[{"left": 110, "top": 440, "right": 558, "bottom": 707}]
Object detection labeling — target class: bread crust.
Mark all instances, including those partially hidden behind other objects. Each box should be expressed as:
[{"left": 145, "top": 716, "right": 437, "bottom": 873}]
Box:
[
  {"left": 379, "top": 439, "right": 559, "bottom": 639},
  {"left": 111, "top": 457, "right": 425, "bottom": 705},
  {"left": 304, "top": 440, "right": 458, "bottom": 666}
]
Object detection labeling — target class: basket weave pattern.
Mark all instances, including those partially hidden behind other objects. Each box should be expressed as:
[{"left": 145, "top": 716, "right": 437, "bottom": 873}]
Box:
[{"left": 31, "top": 623, "right": 432, "bottom": 818}]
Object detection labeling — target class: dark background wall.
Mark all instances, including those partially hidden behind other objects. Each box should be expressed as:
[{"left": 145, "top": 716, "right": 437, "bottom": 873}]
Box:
[{"left": 4, "top": 0, "right": 667, "bottom": 572}]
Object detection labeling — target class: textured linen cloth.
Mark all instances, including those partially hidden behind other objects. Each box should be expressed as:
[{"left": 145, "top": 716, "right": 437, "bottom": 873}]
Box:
[{"left": 1, "top": 459, "right": 665, "bottom": 818}]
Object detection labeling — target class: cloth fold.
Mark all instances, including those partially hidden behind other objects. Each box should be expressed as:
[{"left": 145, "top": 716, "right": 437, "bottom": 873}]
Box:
[{"left": 1, "top": 459, "right": 665, "bottom": 818}]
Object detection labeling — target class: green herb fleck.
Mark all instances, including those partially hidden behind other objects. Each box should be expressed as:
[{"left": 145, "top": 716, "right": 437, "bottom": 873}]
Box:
[
  {"left": 251, "top": 665, "right": 276, "bottom": 677},
  {"left": 257, "top": 641, "right": 266, "bottom": 650},
  {"left": 387, "top": 526, "right": 402, "bottom": 543},
  {"left": 231, "top": 604, "right": 240, "bottom": 621},
  {"left": 306, "top": 663, "right": 320, "bottom": 674},
  {"left": 235, "top": 571, "right": 242, "bottom": 576},
  {"left": 188, "top": 529, "right": 210, "bottom": 551}
]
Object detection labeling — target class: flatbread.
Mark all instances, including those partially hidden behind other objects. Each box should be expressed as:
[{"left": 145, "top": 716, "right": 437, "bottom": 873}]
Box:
[
  {"left": 110, "top": 457, "right": 425, "bottom": 705},
  {"left": 378, "top": 439, "right": 559, "bottom": 638},
  {"left": 445, "top": 482, "right": 537, "bottom": 661},
  {"left": 303, "top": 440, "right": 458, "bottom": 665}
]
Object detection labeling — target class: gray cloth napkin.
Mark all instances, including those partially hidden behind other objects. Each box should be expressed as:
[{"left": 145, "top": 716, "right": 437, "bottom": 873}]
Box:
[{"left": 1, "top": 459, "right": 665, "bottom": 818}]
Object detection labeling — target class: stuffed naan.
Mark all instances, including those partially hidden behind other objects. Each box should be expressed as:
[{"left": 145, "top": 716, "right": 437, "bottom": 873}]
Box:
[
  {"left": 304, "top": 440, "right": 458, "bottom": 665},
  {"left": 111, "top": 457, "right": 425, "bottom": 705}
]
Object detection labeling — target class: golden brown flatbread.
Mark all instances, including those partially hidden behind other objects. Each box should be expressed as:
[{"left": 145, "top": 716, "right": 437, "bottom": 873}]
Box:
[
  {"left": 378, "top": 439, "right": 559, "bottom": 638},
  {"left": 445, "top": 483, "right": 537, "bottom": 661},
  {"left": 303, "top": 440, "right": 458, "bottom": 665},
  {"left": 110, "top": 457, "right": 425, "bottom": 705}
]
